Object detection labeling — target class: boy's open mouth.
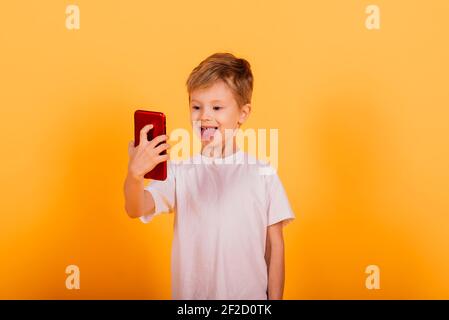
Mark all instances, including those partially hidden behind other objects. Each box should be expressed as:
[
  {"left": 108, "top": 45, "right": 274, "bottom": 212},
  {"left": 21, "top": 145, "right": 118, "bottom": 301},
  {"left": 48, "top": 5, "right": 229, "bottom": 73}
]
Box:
[{"left": 201, "top": 126, "right": 218, "bottom": 141}]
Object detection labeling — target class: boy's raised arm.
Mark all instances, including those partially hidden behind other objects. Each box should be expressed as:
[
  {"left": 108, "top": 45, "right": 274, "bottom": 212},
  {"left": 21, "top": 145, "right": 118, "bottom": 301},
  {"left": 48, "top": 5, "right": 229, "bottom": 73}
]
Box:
[
  {"left": 124, "top": 174, "right": 155, "bottom": 218},
  {"left": 124, "top": 124, "right": 170, "bottom": 219}
]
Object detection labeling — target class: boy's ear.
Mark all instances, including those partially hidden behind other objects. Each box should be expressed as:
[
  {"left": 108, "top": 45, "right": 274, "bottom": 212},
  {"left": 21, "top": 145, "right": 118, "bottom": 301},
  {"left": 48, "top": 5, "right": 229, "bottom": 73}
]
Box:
[{"left": 238, "top": 103, "right": 251, "bottom": 125}]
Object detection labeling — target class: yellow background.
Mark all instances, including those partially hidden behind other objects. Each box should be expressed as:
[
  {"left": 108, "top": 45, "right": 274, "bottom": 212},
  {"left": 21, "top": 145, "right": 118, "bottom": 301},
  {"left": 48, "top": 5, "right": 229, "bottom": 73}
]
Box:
[{"left": 1, "top": 0, "right": 448, "bottom": 299}]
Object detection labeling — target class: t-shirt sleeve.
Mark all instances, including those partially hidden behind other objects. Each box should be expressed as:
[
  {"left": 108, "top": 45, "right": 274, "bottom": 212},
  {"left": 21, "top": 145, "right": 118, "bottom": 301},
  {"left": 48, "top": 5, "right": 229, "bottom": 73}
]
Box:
[
  {"left": 139, "top": 161, "right": 176, "bottom": 224},
  {"left": 265, "top": 170, "right": 295, "bottom": 227}
]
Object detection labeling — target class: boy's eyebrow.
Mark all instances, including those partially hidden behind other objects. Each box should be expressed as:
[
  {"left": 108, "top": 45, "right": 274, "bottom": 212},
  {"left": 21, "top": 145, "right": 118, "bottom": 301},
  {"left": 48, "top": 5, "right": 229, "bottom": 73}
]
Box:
[{"left": 190, "top": 99, "right": 224, "bottom": 104}]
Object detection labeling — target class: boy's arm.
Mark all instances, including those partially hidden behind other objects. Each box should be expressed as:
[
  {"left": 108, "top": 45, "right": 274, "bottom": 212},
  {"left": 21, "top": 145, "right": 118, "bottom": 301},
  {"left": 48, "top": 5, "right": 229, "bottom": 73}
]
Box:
[
  {"left": 124, "top": 125, "right": 170, "bottom": 219},
  {"left": 124, "top": 173, "right": 155, "bottom": 218},
  {"left": 266, "top": 221, "right": 285, "bottom": 300}
]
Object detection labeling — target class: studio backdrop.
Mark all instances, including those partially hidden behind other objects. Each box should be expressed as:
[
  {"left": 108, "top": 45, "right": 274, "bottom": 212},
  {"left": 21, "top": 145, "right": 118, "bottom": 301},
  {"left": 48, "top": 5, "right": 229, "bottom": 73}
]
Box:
[{"left": 1, "top": 0, "right": 448, "bottom": 299}]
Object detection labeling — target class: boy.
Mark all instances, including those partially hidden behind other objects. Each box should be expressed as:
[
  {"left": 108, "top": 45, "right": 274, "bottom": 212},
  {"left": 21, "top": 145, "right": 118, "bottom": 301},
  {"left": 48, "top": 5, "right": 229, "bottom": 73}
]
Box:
[{"left": 124, "top": 53, "right": 295, "bottom": 299}]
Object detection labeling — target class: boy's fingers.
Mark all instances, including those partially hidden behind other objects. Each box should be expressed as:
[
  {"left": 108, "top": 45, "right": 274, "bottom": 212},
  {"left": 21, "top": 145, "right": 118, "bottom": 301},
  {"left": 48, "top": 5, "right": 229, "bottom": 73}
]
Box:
[
  {"left": 149, "top": 134, "right": 168, "bottom": 148},
  {"left": 155, "top": 154, "right": 169, "bottom": 163},
  {"left": 154, "top": 143, "right": 170, "bottom": 155},
  {"left": 139, "top": 124, "right": 154, "bottom": 144}
]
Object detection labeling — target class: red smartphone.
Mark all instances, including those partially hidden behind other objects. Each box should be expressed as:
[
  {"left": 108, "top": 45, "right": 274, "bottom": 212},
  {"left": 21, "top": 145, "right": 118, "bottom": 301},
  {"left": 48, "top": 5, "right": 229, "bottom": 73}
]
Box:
[{"left": 134, "top": 109, "right": 167, "bottom": 180}]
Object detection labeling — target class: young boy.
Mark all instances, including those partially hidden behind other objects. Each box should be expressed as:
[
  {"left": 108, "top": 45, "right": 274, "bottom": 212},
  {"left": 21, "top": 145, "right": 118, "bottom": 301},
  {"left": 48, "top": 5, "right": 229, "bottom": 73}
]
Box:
[{"left": 124, "top": 53, "right": 295, "bottom": 299}]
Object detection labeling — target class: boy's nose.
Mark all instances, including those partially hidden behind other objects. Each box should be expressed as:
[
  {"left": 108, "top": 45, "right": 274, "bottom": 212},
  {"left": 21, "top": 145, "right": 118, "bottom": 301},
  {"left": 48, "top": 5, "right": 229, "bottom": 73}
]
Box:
[{"left": 200, "top": 109, "right": 213, "bottom": 121}]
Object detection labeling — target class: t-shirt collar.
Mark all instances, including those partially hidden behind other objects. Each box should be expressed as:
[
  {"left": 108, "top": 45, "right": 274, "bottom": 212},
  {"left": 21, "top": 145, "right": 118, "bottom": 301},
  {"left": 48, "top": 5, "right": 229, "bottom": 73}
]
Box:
[{"left": 198, "top": 148, "right": 244, "bottom": 164}]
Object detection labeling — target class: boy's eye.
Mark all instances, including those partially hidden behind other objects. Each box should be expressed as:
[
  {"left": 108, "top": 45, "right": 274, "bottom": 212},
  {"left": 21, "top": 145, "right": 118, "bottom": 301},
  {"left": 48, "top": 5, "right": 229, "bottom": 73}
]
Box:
[
  {"left": 192, "top": 106, "right": 200, "bottom": 110},
  {"left": 213, "top": 106, "right": 222, "bottom": 111}
]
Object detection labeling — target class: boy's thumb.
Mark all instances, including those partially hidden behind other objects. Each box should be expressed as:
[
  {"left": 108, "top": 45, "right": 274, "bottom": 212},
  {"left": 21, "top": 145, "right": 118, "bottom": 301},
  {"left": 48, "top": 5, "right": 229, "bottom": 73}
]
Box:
[{"left": 128, "top": 140, "right": 134, "bottom": 155}]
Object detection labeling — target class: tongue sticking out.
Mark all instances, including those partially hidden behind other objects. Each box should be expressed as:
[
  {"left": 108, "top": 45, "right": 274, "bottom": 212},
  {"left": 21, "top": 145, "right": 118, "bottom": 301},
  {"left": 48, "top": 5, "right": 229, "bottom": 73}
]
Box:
[{"left": 202, "top": 127, "right": 216, "bottom": 141}]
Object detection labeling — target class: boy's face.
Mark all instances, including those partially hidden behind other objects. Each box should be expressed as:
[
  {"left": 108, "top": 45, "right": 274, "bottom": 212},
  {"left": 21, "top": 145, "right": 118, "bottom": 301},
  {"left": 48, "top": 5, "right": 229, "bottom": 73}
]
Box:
[{"left": 189, "top": 80, "right": 250, "bottom": 150}]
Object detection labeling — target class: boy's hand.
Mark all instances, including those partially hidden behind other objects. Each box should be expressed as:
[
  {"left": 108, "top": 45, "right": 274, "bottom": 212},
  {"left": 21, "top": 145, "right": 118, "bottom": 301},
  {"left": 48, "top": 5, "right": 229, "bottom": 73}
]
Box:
[{"left": 127, "top": 124, "right": 170, "bottom": 180}]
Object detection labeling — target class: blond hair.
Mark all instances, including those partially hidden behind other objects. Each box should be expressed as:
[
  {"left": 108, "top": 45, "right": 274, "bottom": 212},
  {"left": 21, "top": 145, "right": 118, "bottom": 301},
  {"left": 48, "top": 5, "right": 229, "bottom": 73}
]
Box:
[{"left": 186, "top": 53, "right": 253, "bottom": 107}]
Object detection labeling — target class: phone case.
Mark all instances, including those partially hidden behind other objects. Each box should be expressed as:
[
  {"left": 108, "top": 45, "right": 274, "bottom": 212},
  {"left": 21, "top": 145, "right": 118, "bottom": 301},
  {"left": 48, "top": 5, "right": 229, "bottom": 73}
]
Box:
[{"left": 134, "top": 109, "right": 167, "bottom": 180}]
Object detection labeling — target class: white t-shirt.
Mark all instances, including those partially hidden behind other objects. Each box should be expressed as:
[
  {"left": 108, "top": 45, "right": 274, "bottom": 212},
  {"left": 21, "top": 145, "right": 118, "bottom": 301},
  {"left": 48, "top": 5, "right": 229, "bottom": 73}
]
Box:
[{"left": 140, "top": 149, "right": 295, "bottom": 299}]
